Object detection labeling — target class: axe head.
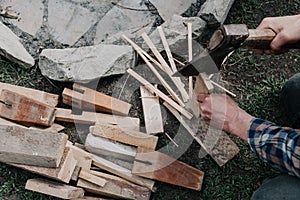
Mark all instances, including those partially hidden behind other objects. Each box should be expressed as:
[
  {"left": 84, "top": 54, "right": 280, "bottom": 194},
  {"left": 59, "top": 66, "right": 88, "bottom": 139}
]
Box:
[{"left": 173, "top": 24, "right": 249, "bottom": 77}]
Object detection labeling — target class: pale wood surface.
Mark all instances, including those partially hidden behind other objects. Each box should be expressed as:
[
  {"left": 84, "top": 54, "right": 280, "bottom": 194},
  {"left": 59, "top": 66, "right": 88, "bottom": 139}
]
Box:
[
  {"left": 0, "top": 82, "right": 58, "bottom": 107},
  {"left": 90, "top": 123, "right": 158, "bottom": 151},
  {"left": 79, "top": 169, "right": 107, "bottom": 187},
  {"left": 0, "top": 89, "right": 56, "bottom": 126},
  {"left": 62, "top": 83, "right": 132, "bottom": 116},
  {"left": 55, "top": 108, "right": 140, "bottom": 131},
  {"left": 132, "top": 148, "right": 204, "bottom": 191},
  {"left": 0, "top": 125, "right": 67, "bottom": 167},
  {"left": 140, "top": 86, "right": 164, "bottom": 135},
  {"left": 11, "top": 147, "right": 77, "bottom": 183},
  {"left": 26, "top": 178, "right": 84, "bottom": 199},
  {"left": 78, "top": 170, "right": 151, "bottom": 200},
  {"left": 127, "top": 69, "right": 193, "bottom": 119}
]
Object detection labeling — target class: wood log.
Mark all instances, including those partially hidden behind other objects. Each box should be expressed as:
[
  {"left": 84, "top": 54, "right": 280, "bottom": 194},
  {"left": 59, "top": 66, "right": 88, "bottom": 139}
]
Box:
[
  {"left": 62, "top": 84, "right": 131, "bottom": 116},
  {"left": 90, "top": 124, "right": 158, "bottom": 151},
  {"left": 0, "top": 125, "right": 67, "bottom": 167},
  {"left": 0, "top": 82, "right": 58, "bottom": 107},
  {"left": 132, "top": 148, "right": 204, "bottom": 191},
  {"left": 55, "top": 108, "right": 140, "bottom": 131},
  {"left": 0, "top": 89, "right": 56, "bottom": 126},
  {"left": 140, "top": 86, "right": 164, "bottom": 134},
  {"left": 85, "top": 133, "right": 136, "bottom": 161},
  {"left": 10, "top": 147, "right": 77, "bottom": 183},
  {"left": 25, "top": 178, "right": 84, "bottom": 199},
  {"left": 77, "top": 170, "right": 151, "bottom": 200}
]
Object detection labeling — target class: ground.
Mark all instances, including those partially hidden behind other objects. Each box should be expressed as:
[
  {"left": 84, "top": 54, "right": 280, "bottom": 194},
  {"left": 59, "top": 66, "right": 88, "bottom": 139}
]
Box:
[{"left": 0, "top": 0, "right": 300, "bottom": 199}]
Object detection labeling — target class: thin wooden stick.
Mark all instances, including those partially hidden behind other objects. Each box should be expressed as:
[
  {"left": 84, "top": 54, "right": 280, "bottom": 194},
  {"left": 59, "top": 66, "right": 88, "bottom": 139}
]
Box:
[
  {"left": 209, "top": 80, "right": 236, "bottom": 97},
  {"left": 164, "top": 132, "right": 179, "bottom": 147},
  {"left": 127, "top": 69, "right": 193, "bottom": 119},
  {"left": 122, "top": 35, "right": 185, "bottom": 107},
  {"left": 141, "top": 33, "right": 189, "bottom": 102},
  {"left": 187, "top": 23, "right": 193, "bottom": 99},
  {"left": 157, "top": 26, "right": 178, "bottom": 73},
  {"left": 173, "top": 58, "right": 186, "bottom": 66}
]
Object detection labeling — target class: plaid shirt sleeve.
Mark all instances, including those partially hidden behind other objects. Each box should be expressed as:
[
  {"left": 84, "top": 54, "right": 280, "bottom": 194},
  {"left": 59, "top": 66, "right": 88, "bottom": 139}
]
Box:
[{"left": 248, "top": 118, "right": 300, "bottom": 178}]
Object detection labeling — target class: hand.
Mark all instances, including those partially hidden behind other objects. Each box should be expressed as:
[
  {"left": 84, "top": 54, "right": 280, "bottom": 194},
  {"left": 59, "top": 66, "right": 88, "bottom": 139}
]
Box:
[
  {"left": 197, "top": 93, "right": 254, "bottom": 141},
  {"left": 255, "top": 14, "right": 300, "bottom": 54}
]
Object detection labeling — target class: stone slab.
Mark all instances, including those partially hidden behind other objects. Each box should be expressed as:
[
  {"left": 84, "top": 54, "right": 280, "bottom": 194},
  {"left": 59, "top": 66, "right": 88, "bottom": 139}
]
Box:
[
  {"left": 198, "top": 0, "right": 235, "bottom": 24},
  {"left": 0, "top": 0, "right": 44, "bottom": 36},
  {"left": 149, "top": 0, "right": 195, "bottom": 21},
  {"left": 48, "top": 0, "right": 98, "bottom": 45},
  {"left": 39, "top": 44, "right": 136, "bottom": 82},
  {"left": 0, "top": 21, "right": 34, "bottom": 68},
  {"left": 94, "top": 0, "right": 156, "bottom": 45}
]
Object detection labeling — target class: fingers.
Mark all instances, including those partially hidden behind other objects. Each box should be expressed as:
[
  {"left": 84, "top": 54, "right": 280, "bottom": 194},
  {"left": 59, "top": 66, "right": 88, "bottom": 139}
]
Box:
[{"left": 197, "top": 93, "right": 209, "bottom": 103}]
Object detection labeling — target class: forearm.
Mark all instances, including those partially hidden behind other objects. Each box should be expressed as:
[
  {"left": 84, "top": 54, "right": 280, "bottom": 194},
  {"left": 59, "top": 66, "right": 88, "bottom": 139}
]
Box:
[{"left": 248, "top": 118, "right": 300, "bottom": 178}]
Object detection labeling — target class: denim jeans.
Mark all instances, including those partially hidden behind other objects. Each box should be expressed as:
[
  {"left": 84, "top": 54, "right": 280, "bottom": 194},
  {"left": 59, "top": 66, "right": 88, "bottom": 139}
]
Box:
[{"left": 251, "top": 73, "right": 300, "bottom": 200}]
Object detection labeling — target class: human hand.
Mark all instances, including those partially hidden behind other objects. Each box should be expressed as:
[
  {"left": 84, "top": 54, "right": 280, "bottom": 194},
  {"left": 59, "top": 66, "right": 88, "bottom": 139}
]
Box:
[
  {"left": 255, "top": 14, "right": 300, "bottom": 54},
  {"left": 197, "top": 93, "right": 254, "bottom": 141}
]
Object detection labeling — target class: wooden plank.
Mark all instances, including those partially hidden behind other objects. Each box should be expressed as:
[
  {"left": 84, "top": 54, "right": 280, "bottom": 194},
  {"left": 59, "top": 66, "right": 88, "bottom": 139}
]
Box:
[
  {"left": 0, "top": 89, "right": 56, "bottom": 126},
  {"left": 122, "top": 35, "right": 185, "bottom": 107},
  {"left": 127, "top": 69, "right": 193, "bottom": 119},
  {"left": 25, "top": 178, "right": 84, "bottom": 199},
  {"left": 0, "top": 82, "right": 59, "bottom": 107},
  {"left": 62, "top": 83, "right": 132, "bottom": 116},
  {"left": 140, "top": 86, "right": 164, "bottom": 134},
  {"left": 11, "top": 147, "right": 77, "bottom": 183},
  {"left": 163, "top": 102, "right": 239, "bottom": 166},
  {"left": 91, "top": 124, "right": 158, "bottom": 151},
  {"left": 66, "top": 142, "right": 155, "bottom": 190},
  {"left": 141, "top": 33, "right": 189, "bottom": 102},
  {"left": 79, "top": 169, "right": 107, "bottom": 187},
  {"left": 55, "top": 108, "right": 140, "bottom": 131},
  {"left": 85, "top": 133, "right": 136, "bottom": 161},
  {"left": 0, "top": 125, "right": 67, "bottom": 167},
  {"left": 132, "top": 148, "right": 204, "bottom": 191},
  {"left": 78, "top": 170, "right": 151, "bottom": 200},
  {"left": 188, "top": 22, "right": 193, "bottom": 99}
]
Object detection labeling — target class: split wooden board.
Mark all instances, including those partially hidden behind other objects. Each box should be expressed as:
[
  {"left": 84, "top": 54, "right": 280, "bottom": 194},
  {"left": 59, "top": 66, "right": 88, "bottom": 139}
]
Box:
[
  {"left": 10, "top": 147, "right": 77, "bottom": 183},
  {"left": 55, "top": 108, "right": 140, "bottom": 131},
  {"left": 26, "top": 178, "right": 84, "bottom": 199},
  {"left": 0, "top": 89, "right": 56, "bottom": 126},
  {"left": 132, "top": 148, "right": 204, "bottom": 191},
  {"left": 62, "top": 83, "right": 131, "bottom": 116},
  {"left": 0, "top": 82, "right": 59, "bottom": 107},
  {"left": 90, "top": 124, "right": 158, "bottom": 150},
  {"left": 140, "top": 86, "right": 164, "bottom": 134},
  {"left": 78, "top": 170, "right": 107, "bottom": 187},
  {"left": 77, "top": 170, "right": 151, "bottom": 200},
  {"left": 0, "top": 125, "right": 67, "bottom": 167}
]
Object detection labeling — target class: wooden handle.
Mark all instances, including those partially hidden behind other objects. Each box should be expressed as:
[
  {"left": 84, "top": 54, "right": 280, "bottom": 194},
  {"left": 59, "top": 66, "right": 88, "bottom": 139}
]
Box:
[{"left": 244, "top": 29, "right": 300, "bottom": 49}]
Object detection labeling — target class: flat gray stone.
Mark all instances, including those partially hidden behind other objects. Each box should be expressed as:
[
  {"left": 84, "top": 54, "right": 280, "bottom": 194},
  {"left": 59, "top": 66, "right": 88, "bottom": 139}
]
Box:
[
  {"left": 48, "top": 0, "right": 98, "bottom": 45},
  {"left": 0, "top": 0, "right": 44, "bottom": 36},
  {"left": 39, "top": 44, "right": 136, "bottom": 82},
  {"left": 0, "top": 21, "right": 34, "bottom": 68},
  {"left": 198, "top": 0, "right": 235, "bottom": 24},
  {"left": 143, "top": 15, "right": 206, "bottom": 52},
  {"left": 149, "top": 0, "right": 195, "bottom": 21},
  {"left": 94, "top": 0, "right": 156, "bottom": 45}
]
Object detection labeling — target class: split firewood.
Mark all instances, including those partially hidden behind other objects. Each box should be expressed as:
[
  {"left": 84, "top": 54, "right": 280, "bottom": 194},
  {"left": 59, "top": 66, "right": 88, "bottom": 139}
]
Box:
[
  {"left": 90, "top": 124, "right": 158, "bottom": 151},
  {"left": 0, "top": 125, "right": 67, "bottom": 167},
  {"left": 25, "top": 178, "right": 85, "bottom": 199},
  {"left": 78, "top": 169, "right": 107, "bottom": 187},
  {"left": 10, "top": 147, "right": 77, "bottom": 183},
  {"left": 132, "top": 148, "right": 204, "bottom": 191},
  {"left": 62, "top": 83, "right": 132, "bottom": 116},
  {"left": 55, "top": 108, "right": 140, "bottom": 131},
  {"left": 0, "top": 89, "right": 56, "bottom": 126},
  {"left": 140, "top": 86, "right": 164, "bottom": 134}
]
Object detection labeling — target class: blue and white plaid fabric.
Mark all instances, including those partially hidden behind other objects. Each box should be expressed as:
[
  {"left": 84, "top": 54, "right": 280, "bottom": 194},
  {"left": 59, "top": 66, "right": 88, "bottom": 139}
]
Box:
[{"left": 248, "top": 118, "right": 300, "bottom": 178}]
